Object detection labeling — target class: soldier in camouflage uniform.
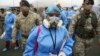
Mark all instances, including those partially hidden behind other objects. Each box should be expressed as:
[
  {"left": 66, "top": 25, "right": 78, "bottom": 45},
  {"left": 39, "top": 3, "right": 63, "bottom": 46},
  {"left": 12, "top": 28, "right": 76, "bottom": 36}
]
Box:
[
  {"left": 12, "top": 0, "right": 41, "bottom": 49},
  {"left": 69, "top": 0, "right": 98, "bottom": 56}
]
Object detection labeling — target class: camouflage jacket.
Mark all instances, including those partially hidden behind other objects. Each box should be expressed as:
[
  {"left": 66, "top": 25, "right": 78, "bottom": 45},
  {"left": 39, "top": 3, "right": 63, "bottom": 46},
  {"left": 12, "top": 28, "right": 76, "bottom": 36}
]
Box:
[
  {"left": 69, "top": 11, "right": 98, "bottom": 39},
  {"left": 12, "top": 11, "right": 41, "bottom": 40}
]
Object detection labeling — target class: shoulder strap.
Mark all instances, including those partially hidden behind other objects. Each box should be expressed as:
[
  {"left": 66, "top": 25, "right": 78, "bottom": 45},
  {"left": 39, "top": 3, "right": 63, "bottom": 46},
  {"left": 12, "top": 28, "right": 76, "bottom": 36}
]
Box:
[
  {"left": 37, "top": 25, "right": 41, "bottom": 35},
  {"left": 34, "top": 25, "right": 41, "bottom": 55}
]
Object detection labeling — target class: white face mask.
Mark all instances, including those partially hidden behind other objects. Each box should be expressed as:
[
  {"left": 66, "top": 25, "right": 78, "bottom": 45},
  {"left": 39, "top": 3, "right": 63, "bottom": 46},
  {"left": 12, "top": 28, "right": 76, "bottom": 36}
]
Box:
[{"left": 6, "top": 11, "right": 11, "bottom": 15}]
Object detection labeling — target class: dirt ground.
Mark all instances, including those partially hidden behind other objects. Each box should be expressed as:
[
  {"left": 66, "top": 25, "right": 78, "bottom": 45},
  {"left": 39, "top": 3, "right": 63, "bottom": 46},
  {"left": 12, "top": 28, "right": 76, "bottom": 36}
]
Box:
[{"left": 0, "top": 40, "right": 23, "bottom": 56}]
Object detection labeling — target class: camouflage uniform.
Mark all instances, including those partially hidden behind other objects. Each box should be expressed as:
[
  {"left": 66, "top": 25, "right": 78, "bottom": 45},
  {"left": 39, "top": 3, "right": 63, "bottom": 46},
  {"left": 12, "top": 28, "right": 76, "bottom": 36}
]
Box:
[
  {"left": 69, "top": 11, "right": 98, "bottom": 56},
  {"left": 12, "top": 11, "right": 41, "bottom": 48}
]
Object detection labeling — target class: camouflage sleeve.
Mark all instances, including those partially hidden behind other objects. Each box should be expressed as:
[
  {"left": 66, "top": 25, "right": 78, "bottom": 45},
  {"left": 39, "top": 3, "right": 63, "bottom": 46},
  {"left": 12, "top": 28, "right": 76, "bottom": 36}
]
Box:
[
  {"left": 92, "top": 12, "right": 98, "bottom": 31},
  {"left": 69, "top": 13, "right": 79, "bottom": 35},
  {"left": 12, "top": 18, "right": 20, "bottom": 41}
]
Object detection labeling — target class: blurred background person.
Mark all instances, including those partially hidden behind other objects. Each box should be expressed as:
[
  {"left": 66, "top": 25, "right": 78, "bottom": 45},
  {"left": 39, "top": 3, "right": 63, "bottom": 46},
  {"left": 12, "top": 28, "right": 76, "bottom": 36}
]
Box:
[
  {"left": 1, "top": 8, "right": 21, "bottom": 52},
  {"left": 12, "top": 0, "right": 41, "bottom": 50},
  {"left": 0, "top": 8, "right": 6, "bottom": 35}
]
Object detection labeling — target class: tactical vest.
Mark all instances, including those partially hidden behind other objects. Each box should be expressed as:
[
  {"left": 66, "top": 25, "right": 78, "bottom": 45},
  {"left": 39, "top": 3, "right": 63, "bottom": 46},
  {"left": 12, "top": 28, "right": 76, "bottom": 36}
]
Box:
[{"left": 75, "top": 11, "right": 97, "bottom": 39}]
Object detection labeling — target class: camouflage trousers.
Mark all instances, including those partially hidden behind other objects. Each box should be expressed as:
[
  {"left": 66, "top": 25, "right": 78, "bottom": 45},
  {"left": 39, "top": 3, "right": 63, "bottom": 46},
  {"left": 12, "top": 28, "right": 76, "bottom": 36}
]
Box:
[
  {"left": 73, "top": 35, "right": 93, "bottom": 56},
  {"left": 21, "top": 35, "right": 28, "bottom": 50}
]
